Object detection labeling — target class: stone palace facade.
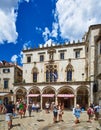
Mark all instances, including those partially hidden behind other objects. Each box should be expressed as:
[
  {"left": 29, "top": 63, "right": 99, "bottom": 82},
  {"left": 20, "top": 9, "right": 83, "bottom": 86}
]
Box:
[{"left": 11, "top": 24, "right": 101, "bottom": 109}]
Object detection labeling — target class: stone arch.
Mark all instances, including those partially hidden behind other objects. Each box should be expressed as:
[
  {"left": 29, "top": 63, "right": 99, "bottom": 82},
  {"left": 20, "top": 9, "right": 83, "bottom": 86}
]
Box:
[
  {"left": 76, "top": 85, "right": 89, "bottom": 109},
  {"left": 65, "top": 62, "right": 74, "bottom": 81},
  {"left": 57, "top": 86, "right": 74, "bottom": 109},
  {"left": 42, "top": 86, "right": 56, "bottom": 94},
  {"left": 57, "top": 86, "right": 74, "bottom": 94},
  {"left": 31, "top": 67, "right": 38, "bottom": 73},
  {"left": 66, "top": 63, "right": 74, "bottom": 71},
  {"left": 15, "top": 87, "right": 27, "bottom": 102},
  {"left": 28, "top": 86, "right": 41, "bottom": 103},
  {"left": 42, "top": 86, "right": 56, "bottom": 109},
  {"left": 28, "top": 86, "right": 41, "bottom": 94}
]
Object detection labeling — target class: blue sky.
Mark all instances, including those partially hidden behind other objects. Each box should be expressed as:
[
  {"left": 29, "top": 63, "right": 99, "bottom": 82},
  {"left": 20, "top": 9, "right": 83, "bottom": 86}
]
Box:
[{"left": 0, "top": 0, "right": 101, "bottom": 66}]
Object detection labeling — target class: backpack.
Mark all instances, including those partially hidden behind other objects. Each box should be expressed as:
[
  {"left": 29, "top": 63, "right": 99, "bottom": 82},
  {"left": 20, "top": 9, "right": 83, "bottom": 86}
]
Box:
[
  {"left": 87, "top": 108, "right": 92, "bottom": 115},
  {"left": 94, "top": 107, "right": 97, "bottom": 112}
]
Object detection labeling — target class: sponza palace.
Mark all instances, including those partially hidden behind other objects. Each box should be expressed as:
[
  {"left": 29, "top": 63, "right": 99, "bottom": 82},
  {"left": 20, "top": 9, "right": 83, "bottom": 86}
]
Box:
[{"left": 0, "top": 24, "right": 101, "bottom": 109}]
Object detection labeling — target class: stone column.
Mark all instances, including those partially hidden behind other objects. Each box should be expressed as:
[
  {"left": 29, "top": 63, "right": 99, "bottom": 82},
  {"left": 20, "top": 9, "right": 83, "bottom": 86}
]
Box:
[
  {"left": 27, "top": 92, "right": 29, "bottom": 108},
  {"left": 90, "top": 75, "right": 94, "bottom": 104},
  {"left": 74, "top": 91, "right": 77, "bottom": 107},
  {"left": 74, "top": 94, "right": 77, "bottom": 107},
  {"left": 40, "top": 94, "right": 42, "bottom": 110},
  {"left": 55, "top": 96, "right": 58, "bottom": 105},
  {"left": 13, "top": 94, "right": 16, "bottom": 103},
  {"left": 90, "top": 81, "right": 94, "bottom": 104}
]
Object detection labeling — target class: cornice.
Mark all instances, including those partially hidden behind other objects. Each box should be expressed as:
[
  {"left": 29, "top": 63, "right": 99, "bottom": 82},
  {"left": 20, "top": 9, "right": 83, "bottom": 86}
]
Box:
[
  {"left": 22, "top": 42, "right": 85, "bottom": 53},
  {"left": 14, "top": 81, "right": 90, "bottom": 87}
]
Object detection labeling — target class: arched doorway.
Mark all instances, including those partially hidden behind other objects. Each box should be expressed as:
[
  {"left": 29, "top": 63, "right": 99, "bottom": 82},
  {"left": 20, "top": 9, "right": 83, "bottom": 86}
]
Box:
[
  {"left": 57, "top": 87, "right": 74, "bottom": 109},
  {"left": 28, "top": 87, "right": 40, "bottom": 103},
  {"left": 77, "top": 86, "right": 89, "bottom": 110},
  {"left": 42, "top": 86, "right": 55, "bottom": 109},
  {"left": 16, "top": 88, "right": 27, "bottom": 102}
]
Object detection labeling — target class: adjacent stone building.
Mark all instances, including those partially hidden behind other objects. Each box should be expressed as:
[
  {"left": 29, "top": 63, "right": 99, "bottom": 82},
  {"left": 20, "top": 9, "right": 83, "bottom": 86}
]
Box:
[{"left": 0, "top": 60, "right": 22, "bottom": 104}]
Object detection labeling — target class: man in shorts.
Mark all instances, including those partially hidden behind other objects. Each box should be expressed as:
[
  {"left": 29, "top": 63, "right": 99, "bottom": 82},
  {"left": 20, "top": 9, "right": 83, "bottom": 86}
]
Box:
[{"left": 5, "top": 101, "right": 14, "bottom": 130}]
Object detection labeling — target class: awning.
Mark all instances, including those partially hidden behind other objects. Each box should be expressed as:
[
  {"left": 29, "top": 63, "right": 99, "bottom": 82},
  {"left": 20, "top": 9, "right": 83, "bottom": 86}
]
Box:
[
  {"left": 27, "top": 94, "right": 40, "bottom": 97},
  {"left": 42, "top": 94, "right": 55, "bottom": 97},
  {"left": 57, "top": 94, "right": 74, "bottom": 97},
  {"left": 0, "top": 93, "right": 9, "bottom": 97}
]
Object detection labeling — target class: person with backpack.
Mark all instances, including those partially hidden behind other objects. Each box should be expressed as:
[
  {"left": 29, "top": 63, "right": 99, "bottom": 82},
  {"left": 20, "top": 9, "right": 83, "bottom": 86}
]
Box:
[
  {"left": 87, "top": 105, "right": 94, "bottom": 122},
  {"left": 94, "top": 104, "right": 101, "bottom": 120}
]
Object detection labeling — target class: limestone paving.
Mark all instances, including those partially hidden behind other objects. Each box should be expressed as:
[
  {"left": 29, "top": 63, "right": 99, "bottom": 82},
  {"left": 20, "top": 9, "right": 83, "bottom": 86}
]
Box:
[{"left": 0, "top": 110, "right": 99, "bottom": 130}]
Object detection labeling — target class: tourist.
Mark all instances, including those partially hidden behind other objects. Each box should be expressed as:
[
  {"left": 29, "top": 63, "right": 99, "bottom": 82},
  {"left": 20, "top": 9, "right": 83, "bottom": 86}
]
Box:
[
  {"left": 5, "top": 101, "right": 15, "bottom": 130},
  {"left": 19, "top": 101, "right": 24, "bottom": 118},
  {"left": 45, "top": 101, "right": 50, "bottom": 113},
  {"left": 32, "top": 102, "right": 36, "bottom": 111},
  {"left": 23, "top": 102, "right": 27, "bottom": 117},
  {"left": 94, "top": 104, "right": 101, "bottom": 120},
  {"left": 87, "top": 105, "right": 94, "bottom": 122},
  {"left": 50, "top": 102, "right": 55, "bottom": 111},
  {"left": 16, "top": 100, "right": 20, "bottom": 114},
  {"left": 0, "top": 104, "right": 3, "bottom": 113},
  {"left": 53, "top": 104, "right": 58, "bottom": 123},
  {"left": 58, "top": 103, "right": 64, "bottom": 122},
  {"left": 36, "top": 102, "right": 40, "bottom": 112},
  {"left": 73, "top": 104, "right": 81, "bottom": 124},
  {"left": 28, "top": 102, "right": 32, "bottom": 117}
]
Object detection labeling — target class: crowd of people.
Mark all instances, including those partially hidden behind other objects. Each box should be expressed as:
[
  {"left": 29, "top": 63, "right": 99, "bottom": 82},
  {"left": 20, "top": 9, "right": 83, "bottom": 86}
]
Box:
[
  {"left": 73, "top": 103, "right": 101, "bottom": 124},
  {"left": 0, "top": 100, "right": 101, "bottom": 130}
]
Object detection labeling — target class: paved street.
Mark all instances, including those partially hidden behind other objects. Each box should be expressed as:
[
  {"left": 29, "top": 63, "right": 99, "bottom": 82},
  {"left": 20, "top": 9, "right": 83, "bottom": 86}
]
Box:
[{"left": 0, "top": 110, "right": 100, "bottom": 130}]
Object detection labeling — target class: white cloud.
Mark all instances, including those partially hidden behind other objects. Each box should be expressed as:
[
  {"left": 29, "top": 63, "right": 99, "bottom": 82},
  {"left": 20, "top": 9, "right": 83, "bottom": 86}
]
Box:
[
  {"left": 19, "top": 51, "right": 23, "bottom": 64},
  {"left": 42, "top": 27, "right": 51, "bottom": 42},
  {"left": 11, "top": 55, "right": 18, "bottom": 63},
  {"left": 0, "top": 0, "right": 31, "bottom": 44},
  {"left": 51, "top": 22, "right": 58, "bottom": 38},
  {"left": 39, "top": 39, "right": 55, "bottom": 48},
  {"left": 0, "top": 0, "right": 18, "bottom": 44},
  {"left": 23, "top": 41, "right": 32, "bottom": 50},
  {"left": 55, "top": 0, "right": 101, "bottom": 41},
  {"left": 44, "top": 39, "right": 55, "bottom": 47}
]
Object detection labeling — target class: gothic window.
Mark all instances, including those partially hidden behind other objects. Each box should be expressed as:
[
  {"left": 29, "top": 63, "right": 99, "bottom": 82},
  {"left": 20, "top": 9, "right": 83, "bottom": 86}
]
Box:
[
  {"left": 66, "top": 63, "right": 73, "bottom": 81},
  {"left": 33, "top": 72, "right": 37, "bottom": 82},
  {"left": 50, "top": 70, "right": 53, "bottom": 82},
  {"left": 45, "top": 65, "right": 58, "bottom": 82},
  {"left": 32, "top": 67, "right": 38, "bottom": 82},
  {"left": 67, "top": 70, "right": 72, "bottom": 81},
  {"left": 46, "top": 70, "right": 49, "bottom": 82},
  {"left": 54, "top": 69, "right": 58, "bottom": 82}
]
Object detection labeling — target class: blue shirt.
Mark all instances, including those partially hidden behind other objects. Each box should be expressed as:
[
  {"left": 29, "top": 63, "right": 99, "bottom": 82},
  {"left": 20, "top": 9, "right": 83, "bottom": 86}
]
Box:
[{"left": 74, "top": 108, "right": 81, "bottom": 118}]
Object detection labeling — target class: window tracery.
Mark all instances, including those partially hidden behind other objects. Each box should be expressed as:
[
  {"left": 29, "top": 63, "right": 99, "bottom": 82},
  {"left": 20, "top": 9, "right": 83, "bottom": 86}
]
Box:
[{"left": 45, "top": 64, "right": 58, "bottom": 82}]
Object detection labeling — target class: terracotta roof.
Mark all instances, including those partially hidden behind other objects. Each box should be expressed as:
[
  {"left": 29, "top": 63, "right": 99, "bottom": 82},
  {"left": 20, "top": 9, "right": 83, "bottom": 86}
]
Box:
[{"left": 0, "top": 60, "right": 22, "bottom": 70}]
